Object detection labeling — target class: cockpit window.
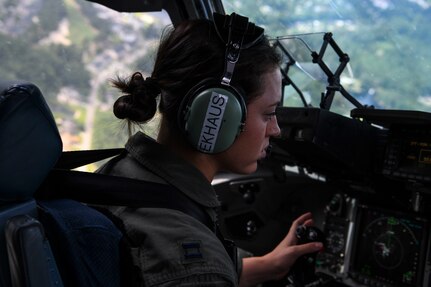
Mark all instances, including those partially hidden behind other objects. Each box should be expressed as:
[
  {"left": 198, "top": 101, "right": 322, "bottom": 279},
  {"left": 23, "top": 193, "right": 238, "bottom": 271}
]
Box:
[
  {"left": 0, "top": 0, "right": 170, "bottom": 152},
  {"left": 2, "top": 1, "right": 430, "bottom": 151},
  {"left": 224, "top": 0, "right": 431, "bottom": 116}
]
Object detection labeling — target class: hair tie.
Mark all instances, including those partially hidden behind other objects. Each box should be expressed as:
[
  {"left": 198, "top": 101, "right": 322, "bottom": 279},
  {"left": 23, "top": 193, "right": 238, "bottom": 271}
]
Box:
[{"left": 144, "top": 77, "right": 161, "bottom": 97}]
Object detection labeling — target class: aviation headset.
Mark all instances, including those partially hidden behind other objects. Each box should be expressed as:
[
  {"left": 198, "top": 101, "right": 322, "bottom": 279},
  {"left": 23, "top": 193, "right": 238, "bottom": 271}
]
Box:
[{"left": 177, "top": 12, "right": 264, "bottom": 154}]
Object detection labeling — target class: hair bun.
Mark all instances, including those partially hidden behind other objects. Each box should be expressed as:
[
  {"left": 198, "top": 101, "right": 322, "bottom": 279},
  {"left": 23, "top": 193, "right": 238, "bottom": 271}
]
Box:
[
  {"left": 112, "top": 72, "right": 159, "bottom": 123},
  {"left": 113, "top": 95, "right": 132, "bottom": 120}
]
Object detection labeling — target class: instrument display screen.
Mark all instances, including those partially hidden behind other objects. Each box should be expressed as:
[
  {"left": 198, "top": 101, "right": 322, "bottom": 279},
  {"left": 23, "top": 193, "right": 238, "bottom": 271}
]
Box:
[{"left": 350, "top": 205, "right": 428, "bottom": 286}]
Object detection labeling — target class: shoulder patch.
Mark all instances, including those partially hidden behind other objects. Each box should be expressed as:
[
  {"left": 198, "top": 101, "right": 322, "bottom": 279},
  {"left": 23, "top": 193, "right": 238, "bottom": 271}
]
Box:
[{"left": 180, "top": 240, "right": 204, "bottom": 263}]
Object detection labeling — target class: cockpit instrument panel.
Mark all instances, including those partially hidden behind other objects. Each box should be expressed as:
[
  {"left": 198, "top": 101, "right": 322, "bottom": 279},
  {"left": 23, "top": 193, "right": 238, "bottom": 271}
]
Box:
[
  {"left": 350, "top": 205, "right": 429, "bottom": 287},
  {"left": 382, "top": 125, "right": 431, "bottom": 183}
]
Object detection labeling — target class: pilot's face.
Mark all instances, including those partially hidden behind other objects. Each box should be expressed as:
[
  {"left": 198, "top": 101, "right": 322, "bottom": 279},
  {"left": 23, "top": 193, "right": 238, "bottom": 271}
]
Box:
[{"left": 219, "top": 68, "right": 281, "bottom": 174}]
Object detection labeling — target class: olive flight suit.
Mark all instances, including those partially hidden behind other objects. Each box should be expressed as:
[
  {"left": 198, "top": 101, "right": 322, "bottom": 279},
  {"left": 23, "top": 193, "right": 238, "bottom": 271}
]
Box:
[{"left": 97, "top": 132, "right": 240, "bottom": 286}]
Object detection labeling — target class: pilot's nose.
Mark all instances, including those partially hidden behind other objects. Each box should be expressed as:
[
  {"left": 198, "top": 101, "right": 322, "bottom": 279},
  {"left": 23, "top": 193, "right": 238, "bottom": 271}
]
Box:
[{"left": 268, "top": 116, "right": 281, "bottom": 137}]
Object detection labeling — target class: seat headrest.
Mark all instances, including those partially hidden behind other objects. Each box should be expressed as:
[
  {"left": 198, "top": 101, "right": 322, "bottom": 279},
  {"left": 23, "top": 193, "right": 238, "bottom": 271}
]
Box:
[{"left": 0, "top": 81, "right": 63, "bottom": 203}]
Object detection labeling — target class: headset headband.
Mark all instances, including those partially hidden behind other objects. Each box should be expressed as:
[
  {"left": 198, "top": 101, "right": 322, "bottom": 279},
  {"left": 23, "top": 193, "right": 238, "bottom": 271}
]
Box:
[{"left": 213, "top": 12, "right": 264, "bottom": 86}]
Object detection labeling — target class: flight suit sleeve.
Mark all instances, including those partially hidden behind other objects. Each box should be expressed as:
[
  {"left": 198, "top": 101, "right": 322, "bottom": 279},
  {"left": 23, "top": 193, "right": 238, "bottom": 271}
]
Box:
[{"left": 236, "top": 247, "right": 253, "bottom": 278}]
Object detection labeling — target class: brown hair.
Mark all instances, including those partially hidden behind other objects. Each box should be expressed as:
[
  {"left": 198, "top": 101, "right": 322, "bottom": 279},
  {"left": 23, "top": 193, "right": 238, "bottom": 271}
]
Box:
[{"left": 112, "top": 17, "right": 281, "bottom": 128}]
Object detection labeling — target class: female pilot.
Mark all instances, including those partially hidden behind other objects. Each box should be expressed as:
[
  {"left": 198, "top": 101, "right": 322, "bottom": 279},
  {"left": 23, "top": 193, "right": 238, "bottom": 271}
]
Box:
[{"left": 98, "top": 12, "right": 323, "bottom": 287}]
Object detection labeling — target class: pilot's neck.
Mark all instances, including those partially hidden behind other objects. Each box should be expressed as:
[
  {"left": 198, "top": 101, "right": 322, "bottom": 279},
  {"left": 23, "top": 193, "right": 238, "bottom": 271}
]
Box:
[{"left": 157, "top": 118, "right": 218, "bottom": 182}]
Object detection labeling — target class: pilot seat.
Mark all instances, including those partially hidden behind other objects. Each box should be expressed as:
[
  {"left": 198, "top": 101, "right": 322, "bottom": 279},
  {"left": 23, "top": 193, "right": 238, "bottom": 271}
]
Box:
[{"left": 0, "top": 80, "right": 122, "bottom": 287}]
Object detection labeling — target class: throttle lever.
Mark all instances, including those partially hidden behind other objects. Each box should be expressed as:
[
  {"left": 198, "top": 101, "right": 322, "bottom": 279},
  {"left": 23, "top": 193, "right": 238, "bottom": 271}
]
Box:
[{"left": 287, "top": 225, "right": 325, "bottom": 287}]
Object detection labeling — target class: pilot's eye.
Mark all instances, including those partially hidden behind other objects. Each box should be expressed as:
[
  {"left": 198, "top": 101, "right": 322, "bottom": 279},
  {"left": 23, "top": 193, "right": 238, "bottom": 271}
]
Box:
[{"left": 264, "top": 112, "right": 277, "bottom": 121}]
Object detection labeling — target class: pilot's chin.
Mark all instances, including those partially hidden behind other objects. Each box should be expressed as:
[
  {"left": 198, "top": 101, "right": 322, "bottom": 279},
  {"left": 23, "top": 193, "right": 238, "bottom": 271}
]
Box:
[{"left": 240, "top": 163, "right": 258, "bottom": 175}]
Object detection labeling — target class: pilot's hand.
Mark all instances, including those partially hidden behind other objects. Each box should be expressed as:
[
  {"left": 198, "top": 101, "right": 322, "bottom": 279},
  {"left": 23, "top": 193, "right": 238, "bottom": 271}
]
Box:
[
  {"left": 239, "top": 212, "right": 323, "bottom": 287},
  {"left": 262, "top": 212, "right": 323, "bottom": 280}
]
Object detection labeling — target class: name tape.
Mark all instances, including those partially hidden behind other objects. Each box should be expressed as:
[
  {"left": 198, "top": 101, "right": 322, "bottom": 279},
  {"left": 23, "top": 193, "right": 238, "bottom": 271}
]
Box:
[{"left": 197, "top": 92, "right": 228, "bottom": 153}]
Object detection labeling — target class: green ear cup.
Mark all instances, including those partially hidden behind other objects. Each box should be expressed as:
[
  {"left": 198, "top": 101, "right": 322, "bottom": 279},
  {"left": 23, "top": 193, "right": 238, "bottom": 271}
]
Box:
[{"left": 183, "top": 86, "right": 246, "bottom": 154}]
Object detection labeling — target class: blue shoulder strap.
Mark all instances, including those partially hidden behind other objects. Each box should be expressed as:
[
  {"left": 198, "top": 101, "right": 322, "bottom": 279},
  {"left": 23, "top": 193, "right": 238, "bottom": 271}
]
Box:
[{"left": 36, "top": 149, "right": 215, "bottom": 232}]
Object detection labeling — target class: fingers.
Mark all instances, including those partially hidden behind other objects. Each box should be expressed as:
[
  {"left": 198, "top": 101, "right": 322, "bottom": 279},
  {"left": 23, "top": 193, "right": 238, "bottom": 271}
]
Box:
[
  {"left": 267, "top": 212, "right": 324, "bottom": 279},
  {"left": 285, "top": 212, "right": 313, "bottom": 245},
  {"left": 293, "top": 212, "right": 313, "bottom": 226},
  {"left": 303, "top": 218, "right": 314, "bottom": 227},
  {"left": 291, "top": 241, "right": 324, "bottom": 261},
  {"left": 290, "top": 212, "right": 313, "bottom": 233}
]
